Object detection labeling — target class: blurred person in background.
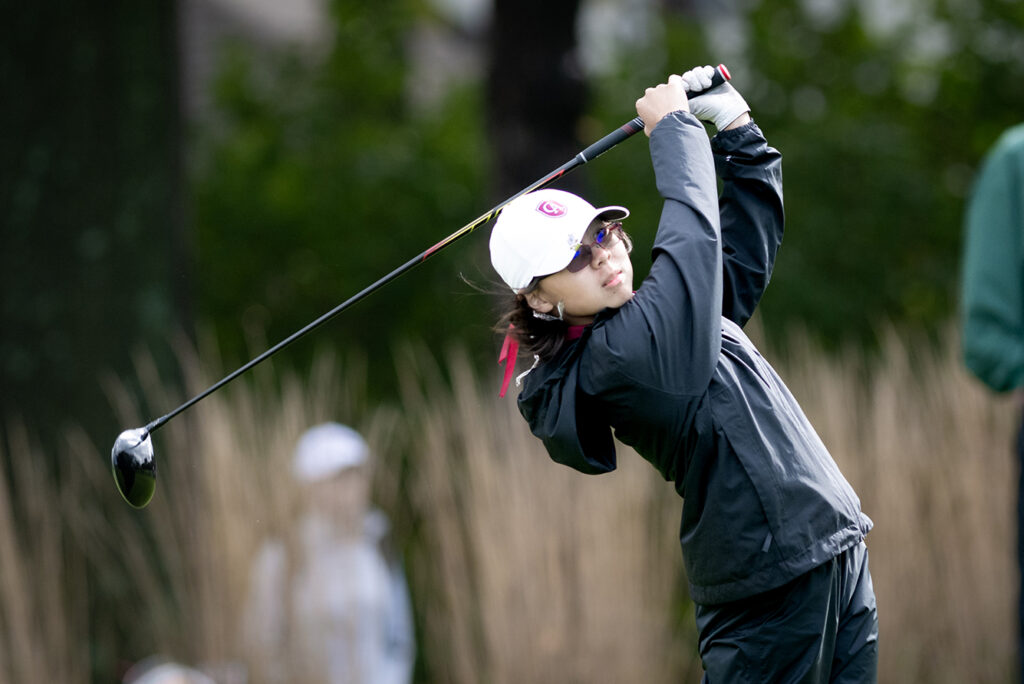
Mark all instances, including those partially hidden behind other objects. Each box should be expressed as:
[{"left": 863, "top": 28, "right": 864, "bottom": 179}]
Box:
[
  {"left": 961, "top": 122, "right": 1024, "bottom": 682},
  {"left": 243, "top": 422, "right": 415, "bottom": 683},
  {"left": 121, "top": 658, "right": 216, "bottom": 684},
  {"left": 488, "top": 67, "right": 877, "bottom": 682}
]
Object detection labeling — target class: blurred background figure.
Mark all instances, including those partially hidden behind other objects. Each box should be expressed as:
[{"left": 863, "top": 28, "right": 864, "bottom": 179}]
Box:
[
  {"left": 243, "top": 422, "right": 415, "bottom": 684},
  {"left": 961, "top": 122, "right": 1024, "bottom": 683},
  {"left": 122, "top": 657, "right": 217, "bottom": 684}
]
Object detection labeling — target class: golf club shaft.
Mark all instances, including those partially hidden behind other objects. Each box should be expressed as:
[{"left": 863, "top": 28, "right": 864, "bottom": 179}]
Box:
[{"left": 143, "top": 65, "right": 732, "bottom": 435}]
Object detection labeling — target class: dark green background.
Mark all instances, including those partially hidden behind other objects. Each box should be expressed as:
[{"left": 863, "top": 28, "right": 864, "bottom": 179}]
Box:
[
  {"left": 5, "top": 0, "right": 1023, "bottom": 444},
  {"left": 2, "top": 2, "right": 1023, "bottom": 678}
]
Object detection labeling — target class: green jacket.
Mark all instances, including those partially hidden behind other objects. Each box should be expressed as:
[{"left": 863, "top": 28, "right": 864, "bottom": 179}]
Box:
[{"left": 962, "top": 123, "right": 1024, "bottom": 393}]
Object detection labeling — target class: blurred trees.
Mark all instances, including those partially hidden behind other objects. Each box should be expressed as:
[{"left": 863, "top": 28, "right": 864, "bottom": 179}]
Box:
[
  {"left": 583, "top": 0, "right": 1024, "bottom": 348},
  {"left": 4, "top": 0, "right": 1023, "bottom": 445},
  {"left": 4, "top": 0, "right": 1024, "bottom": 681},
  {"left": 192, "top": 0, "right": 594, "bottom": 394},
  {"left": 1, "top": 3, "right": 187, "bottom": 681},
  {"left": 0, "top": 1, "right": 187, "bottom": 441},
  {"left": 487, "top": 0, "right": 587, "bottom": 198},
  {"left": 719, "top": 0, "right": 1024, "bottom": 347},
  {"left": 193, "top": 0, "right": 492, "bottom": 393}
]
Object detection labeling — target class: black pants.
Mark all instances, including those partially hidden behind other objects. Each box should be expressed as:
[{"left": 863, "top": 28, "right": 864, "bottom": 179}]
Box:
[{"left": 696, "top": 542, "right": 878, "bottom": 683}]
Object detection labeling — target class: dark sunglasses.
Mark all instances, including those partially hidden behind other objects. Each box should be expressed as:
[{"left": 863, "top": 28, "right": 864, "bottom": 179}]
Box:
[{"left": 566, "top": 222, "right": 623, "bottom": 273}]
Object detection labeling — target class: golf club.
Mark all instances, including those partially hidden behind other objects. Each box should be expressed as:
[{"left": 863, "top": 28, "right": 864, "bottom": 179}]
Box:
[{"left": 111, "top": 64, "right": 732, "bottom": 508}]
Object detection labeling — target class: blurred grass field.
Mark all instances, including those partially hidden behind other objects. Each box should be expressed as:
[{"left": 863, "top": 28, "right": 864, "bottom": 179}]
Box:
[{"left": 0, "top": 323, "right": 1017, "bottom": 683}]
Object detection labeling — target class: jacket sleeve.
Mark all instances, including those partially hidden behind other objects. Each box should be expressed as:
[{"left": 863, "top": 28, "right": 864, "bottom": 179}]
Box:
[
  {"left": 518, "top": 338, "right": 618, "bottom": 475},
  {"left": 518, "top": 112, "right": 719, "bottom": 474},
  {"left": 712, "top": 121, "right": 784, "bottom": 326},
  {"left": 961, "top": 125, "right": 1024, "bottom": 393},
  {"left": 607, "top": 110, "right": 721, "bottom": 395}
]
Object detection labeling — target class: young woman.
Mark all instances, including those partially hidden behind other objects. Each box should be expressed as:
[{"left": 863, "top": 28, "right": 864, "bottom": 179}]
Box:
[{"left": 488, "top": 67, "right": 878, "bottom": 682}]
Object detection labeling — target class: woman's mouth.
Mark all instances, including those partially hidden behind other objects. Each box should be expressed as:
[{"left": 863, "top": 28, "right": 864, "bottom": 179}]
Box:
[{"left": 603, "top": 271, "right": 623, "bottom": 288}]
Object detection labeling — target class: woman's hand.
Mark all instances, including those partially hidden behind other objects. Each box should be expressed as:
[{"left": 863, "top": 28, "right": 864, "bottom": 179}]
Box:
[
  {"left": 635, "top": 74, "right": 690, "bottom": 137},
  {"left": 680, "top": 65, "right": 751, "bottom": 132}
]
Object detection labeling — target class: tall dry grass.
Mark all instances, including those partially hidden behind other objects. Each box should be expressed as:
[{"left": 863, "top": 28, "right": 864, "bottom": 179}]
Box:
[
  {"left": 0, "top": 421, "right": 90, "bottom": 682},
  {"left": 0, "top": 336, "right": 374, "bottom": 683},
  {"left": 0, "top": 323, "right": 1018, "bottom": 683},
  {"left": 396, "top": 346, "right": 695, "bottom": 683},
  {"left": 773, "top": 326, "right": 1017, "bottom": 683},
  {"left": 86, "top": 338, "right": 372, "bottom": 675}
]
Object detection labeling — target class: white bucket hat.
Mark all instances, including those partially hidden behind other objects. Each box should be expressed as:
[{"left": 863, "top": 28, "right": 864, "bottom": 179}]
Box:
[
  {"left": 489, "top": 188, "right": 629, "bottom": 292},
  {"left": 292, "top": 422, "right": 369, "bottom": 483}
]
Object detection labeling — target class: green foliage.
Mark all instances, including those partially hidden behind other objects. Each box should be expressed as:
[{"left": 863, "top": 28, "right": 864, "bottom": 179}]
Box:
[
  {"left": 0, "top": 2, "right": 183, "bottom": 439},
  {"left": 734, "top": 0, "right": 1024, "bottom": 347},
  {"left": 192, "top": 0, "right": 1024, "bottom": 368},
  {"left": 193, "top": 0, "right": 491, "bottom": 391},
  {"left": 586, "top": 1, "right": 1024, "bottom": 349}
]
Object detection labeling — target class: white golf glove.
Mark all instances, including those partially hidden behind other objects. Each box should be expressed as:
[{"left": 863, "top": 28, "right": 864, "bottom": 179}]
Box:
[{"left": 681, "top": 65, "right": 750, "bottom": 132}]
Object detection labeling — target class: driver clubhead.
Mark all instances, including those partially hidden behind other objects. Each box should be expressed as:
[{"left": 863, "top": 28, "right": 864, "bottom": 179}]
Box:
[{"left": 111, "top": 428, "right": 156, "bottom": 508}]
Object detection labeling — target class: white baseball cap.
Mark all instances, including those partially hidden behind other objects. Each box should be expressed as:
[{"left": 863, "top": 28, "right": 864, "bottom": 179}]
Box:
[
  {"left": 489, "top": 188, "right": 629, "bottom": 292},
  {"left": 292, "top": 422, "right": 369, "bottom": 483}
]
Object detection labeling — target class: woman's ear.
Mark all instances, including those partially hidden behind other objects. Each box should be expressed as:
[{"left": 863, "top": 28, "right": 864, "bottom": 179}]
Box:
[{"left": 524, "top": 290, "right": 554, "bottom": 314}]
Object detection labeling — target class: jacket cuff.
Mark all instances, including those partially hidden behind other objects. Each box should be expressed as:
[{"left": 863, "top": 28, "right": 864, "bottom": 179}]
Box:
[{"left": 711, "top": 119, "right": 764, "bottom": 150}]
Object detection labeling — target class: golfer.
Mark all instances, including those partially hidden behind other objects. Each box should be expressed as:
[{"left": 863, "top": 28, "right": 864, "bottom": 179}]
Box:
[{"left": 489, "top": 67, "right": 878, "bottom": 682}]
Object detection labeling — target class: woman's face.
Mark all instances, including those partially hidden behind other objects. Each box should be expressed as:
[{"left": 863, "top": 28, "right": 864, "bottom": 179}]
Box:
[{"left": 526, "top": 225, "right": 634, "bottom": 325}]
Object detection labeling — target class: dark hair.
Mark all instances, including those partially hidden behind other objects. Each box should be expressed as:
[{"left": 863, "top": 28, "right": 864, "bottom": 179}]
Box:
[{"left": 494, "top": 221, "right": 632, "bottom": 362}]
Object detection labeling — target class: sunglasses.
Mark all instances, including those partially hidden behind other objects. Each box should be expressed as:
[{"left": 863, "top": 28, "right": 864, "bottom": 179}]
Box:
[{"left": 566, "top": 222, "right": 623, "bottom": 273}]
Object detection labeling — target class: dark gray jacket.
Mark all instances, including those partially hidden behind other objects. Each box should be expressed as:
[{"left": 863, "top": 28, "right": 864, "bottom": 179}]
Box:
[{"left": 517, "top": 112, "right": 872, "bottom": 605}]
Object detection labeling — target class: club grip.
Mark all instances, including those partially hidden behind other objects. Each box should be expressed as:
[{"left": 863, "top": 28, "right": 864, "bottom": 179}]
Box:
[
  {"left": 575, "top": 64, "right": 732, "bottom": 163},
  {"left": 688, "top": 64, "right": 730, "bottom": 97}
]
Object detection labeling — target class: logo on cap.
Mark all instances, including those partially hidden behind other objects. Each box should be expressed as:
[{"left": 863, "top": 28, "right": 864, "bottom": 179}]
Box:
[{"left": 536, "top": 199, "right": 567, "bottom": 218}]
